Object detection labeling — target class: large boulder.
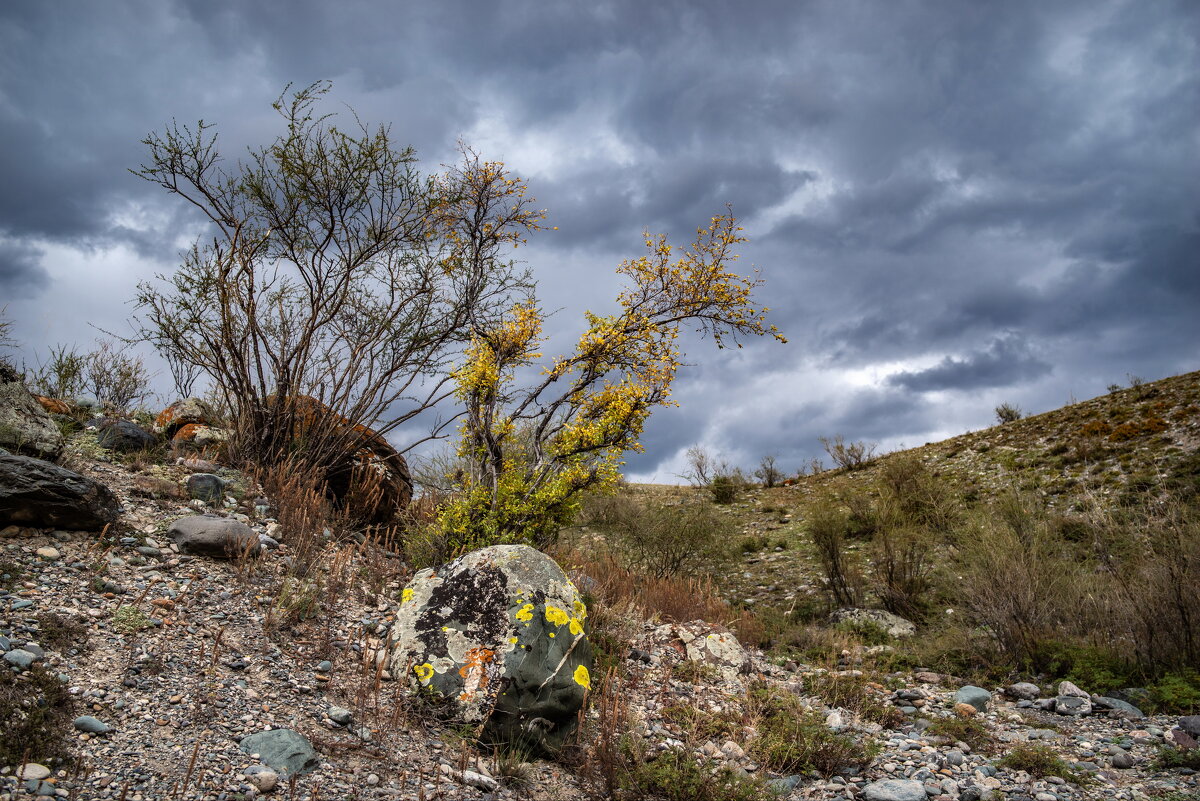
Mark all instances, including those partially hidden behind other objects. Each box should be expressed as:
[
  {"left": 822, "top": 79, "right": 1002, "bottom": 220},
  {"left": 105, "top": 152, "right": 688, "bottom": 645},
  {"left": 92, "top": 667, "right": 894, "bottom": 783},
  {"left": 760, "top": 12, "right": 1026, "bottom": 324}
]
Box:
[
  {"left": 289, "top": 396, "right": 412, "bottom": 523},
  {"left": 388, "top": 544, "right": 593, "bottom": 753},
  {"left": 829, "top": 607, "right": 916, "bottom": 638},
  {"left": 0, "top": 363, "right": 64, "bottom": 459},
  {"left": 96, "top": 418, "right": 157, "bottom": 452},
  {"left": 0, "top": 450, "right": 121, "bottom": 530},
  {"left": 166, "top": 515, "right": 260, "bottom": 558},
  {"left": 154, "top": 397, "right": 216, "bottom": 437}
]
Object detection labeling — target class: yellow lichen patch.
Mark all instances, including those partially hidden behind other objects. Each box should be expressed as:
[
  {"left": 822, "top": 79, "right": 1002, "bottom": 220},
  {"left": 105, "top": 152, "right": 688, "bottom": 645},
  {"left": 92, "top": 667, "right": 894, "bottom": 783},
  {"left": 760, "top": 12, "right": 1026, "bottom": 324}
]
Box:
[
  {"left": 569, "top": 617, "right": 583, "bottom": 636},
  {"left": 573, "top": 598, "right": 587, "bottom": 620},
  {"left": 401, "top": 588, "right": 414, "bottom": 604},
  {"left": 544, "top": 605, "right": 570, "bottom": 626},
  {"left": 413, "top": 663, "right": 435, "bottom": 685},
  {"left": 573, "top": 665, "right": 591, "bottom": 690},
  {"left": 509, "top": 637, "right": 518, "bottom": 644},
  {"left": 548, "top": 632, "right": 555, "bottom": 638},
  {"left": 515, "top": 602, "right": 535, "bottom": 622}
]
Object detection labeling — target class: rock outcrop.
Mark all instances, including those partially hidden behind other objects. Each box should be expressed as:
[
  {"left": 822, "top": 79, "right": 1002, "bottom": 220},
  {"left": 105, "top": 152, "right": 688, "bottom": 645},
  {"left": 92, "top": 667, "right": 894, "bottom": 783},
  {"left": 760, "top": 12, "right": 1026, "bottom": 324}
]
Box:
[
  {"left": 388, "top": 544, "right": 593, "bottom": 752},
  {"left": 0, "top": 363, "right": 64, "bottom": 459},
  {"left": 96, "top": 418, "right": 157, "bottom": 452}
]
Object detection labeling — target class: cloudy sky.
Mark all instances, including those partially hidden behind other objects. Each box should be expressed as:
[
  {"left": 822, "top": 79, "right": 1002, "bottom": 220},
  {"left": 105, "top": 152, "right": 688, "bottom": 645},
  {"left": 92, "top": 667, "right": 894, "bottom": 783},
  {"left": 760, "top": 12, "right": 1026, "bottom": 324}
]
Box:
[{"left": 1, "top": 0, "right": 1197, "bottom": 481}]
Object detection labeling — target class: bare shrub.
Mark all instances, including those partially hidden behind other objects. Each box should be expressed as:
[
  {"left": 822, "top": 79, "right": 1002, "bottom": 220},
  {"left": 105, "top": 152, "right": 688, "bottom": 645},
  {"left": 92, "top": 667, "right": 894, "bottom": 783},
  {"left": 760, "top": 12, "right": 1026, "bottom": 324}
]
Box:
[
  {"left": 953, "top": 492, "right": 1090, "bottom": 666},
  {"left": 84, "top": 340, "right": 154, "bottom": 413},
  {"left": 820, "top": 435, "right": 876, "bottom": 471},
  {"left": 28, "top": 343, "right": 88, "bottom": 400},
  {"left": 132, "top": 82, "right": 537, "bottom": 487},
  {"left": 754, "top": 454, "right": 784, "bottom": 488},
  {"left": 994, "top": 402, "right": 1024, "bottom": 424},
  {"left": 680, "top": 445, "right": 714, "bottom": 487},
  {"left": 806, "top": 493, "right": 863, "bottom": 607}
]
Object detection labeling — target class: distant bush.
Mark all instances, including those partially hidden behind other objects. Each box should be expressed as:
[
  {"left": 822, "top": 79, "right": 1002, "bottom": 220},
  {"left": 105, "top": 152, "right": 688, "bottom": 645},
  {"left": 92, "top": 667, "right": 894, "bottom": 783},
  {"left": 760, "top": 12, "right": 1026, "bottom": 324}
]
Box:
[
  {"left": 998, "top": 743, "right": 1087, "bottom": 783},
  {"left": 28, "top": 339, "right": 153, "bottom": 413},
  {"left": 820, "top": 435, "right": 876, "bottom": 471},
  {"left": 597, "top": 498, "right": 735, "bottom": 579},
  {"left": 995, "top": 403, "right": 1024, "bottom": 424},
  {"left": 753, "top": 454, "right": 784, "bottom": 488}
]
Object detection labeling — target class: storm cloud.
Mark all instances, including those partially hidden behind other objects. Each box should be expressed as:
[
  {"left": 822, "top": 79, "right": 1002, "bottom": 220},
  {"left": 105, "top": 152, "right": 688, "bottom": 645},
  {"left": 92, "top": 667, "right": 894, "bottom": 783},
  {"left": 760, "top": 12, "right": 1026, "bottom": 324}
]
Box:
[{"left": 1, "top": 0, "right": 1196, "bottom": 480}]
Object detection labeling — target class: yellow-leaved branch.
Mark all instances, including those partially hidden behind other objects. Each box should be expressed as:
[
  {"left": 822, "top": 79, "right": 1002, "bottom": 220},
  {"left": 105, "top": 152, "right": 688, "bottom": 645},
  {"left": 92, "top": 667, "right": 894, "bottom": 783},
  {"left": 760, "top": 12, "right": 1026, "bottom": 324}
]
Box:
[{"left": 440, "top": 210, "right": 786, "bottom": 549}]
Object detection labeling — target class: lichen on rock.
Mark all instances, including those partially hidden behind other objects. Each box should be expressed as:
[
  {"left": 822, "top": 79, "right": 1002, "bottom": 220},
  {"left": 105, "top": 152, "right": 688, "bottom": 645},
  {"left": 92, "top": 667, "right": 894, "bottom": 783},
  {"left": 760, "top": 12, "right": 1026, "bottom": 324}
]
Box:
[{"left": 388, "top": 544, "right": 593, "bottom": 752}]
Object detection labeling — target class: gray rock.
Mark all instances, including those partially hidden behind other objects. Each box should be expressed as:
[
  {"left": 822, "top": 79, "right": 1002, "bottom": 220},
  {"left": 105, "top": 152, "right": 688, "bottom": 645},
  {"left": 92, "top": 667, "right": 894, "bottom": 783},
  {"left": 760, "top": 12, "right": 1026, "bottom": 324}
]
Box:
[
  {"left": 0, "top": 451, "right": 121, "bottom": 530},
  {"left": 186, "top": 473, "right": 225, "bottom": 504},
  {"left": 1093, "top": 696, "right": 1145, "bottom": 719},
  {"left": 388, "top": 544, "right": 593, "bottom": 753},
  {"left": 863, "top": 779, "right": 928, "bottom": 801},
  {"left": 327, "top": 706, "right": 353, "bottom": 726},
  {"left": 955, "top": 685, "right": 992, "bottom": 713},
  {"left": 166, "top": 515, "right": 260, "bottom": 559},
  {"left": 3, "top": 648, "right": 39, "bottom": 669},
  {"left": 1007, "top": 682, "right": 1041, "bottom": 700},
  {"left": 1179, "top": 716, "right": 1200, "bottom": 739},
  {"left": 1053, "top": 695, "right": 1092, "bottom": 716},
  {"left": 945, "top": 749, "right": 965, "bottom": 766},
  {"left": 1057, "top": 680, "right": 1088, "bottom": 698},
  {"left": 95, "top": 419, "right": 157, "bottom": 452},
  {"left": 72, "top": 715, "right": 110, "bottom": 734},
  {"left": 240, "top": 729, "right": 319, "bottom": 775},
  {"left": 1111, "top": 751, "right": 1135, "bottom": 769},
  {"left": 828, "top": 607, "right": 916, "bottom": 638},
  {"left": 0, "top": 363, "right": 64, "bottom": 459}
]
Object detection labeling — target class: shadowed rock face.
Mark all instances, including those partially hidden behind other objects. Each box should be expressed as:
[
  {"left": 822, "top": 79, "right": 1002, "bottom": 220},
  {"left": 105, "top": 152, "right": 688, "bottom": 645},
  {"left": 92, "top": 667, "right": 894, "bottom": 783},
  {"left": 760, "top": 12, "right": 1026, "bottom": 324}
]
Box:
[
  {"left": 388, "top": 544, "right": 593, "bottom": 753},
  {"left": 0, "top": 450, "right": 120, "bottom": 530},
  {"left": 0, "top": 363, "right": 64, "bottom": 459}
]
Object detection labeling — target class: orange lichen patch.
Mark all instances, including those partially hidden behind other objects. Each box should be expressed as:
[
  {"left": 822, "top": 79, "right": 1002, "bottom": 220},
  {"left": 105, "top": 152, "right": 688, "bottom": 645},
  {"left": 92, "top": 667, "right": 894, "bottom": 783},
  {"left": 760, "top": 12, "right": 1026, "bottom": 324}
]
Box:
[
  {"left": 33, "top": 395, "right": 71, "bottom": 415},
  {"left": 172, "top": 422, "right": 208, "bottom": 444},
  {"left": 458, "top": 646, "right": 496, "bottom": 702}
]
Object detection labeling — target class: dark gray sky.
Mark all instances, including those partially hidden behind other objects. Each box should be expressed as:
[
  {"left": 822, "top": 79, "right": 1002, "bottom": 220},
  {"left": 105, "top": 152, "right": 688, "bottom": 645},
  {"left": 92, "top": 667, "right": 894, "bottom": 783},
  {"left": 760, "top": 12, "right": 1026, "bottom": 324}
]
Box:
[{"left": 2, "top": 0, "right": 1197, "bottom": 481}]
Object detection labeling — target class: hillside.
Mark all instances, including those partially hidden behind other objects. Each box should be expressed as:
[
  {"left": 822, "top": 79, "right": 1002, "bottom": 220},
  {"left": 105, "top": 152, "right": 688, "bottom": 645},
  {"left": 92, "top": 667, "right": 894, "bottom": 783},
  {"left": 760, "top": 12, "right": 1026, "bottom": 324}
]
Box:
[{"left": 621, "top": 369, "right": 1200, "bottom": 613}]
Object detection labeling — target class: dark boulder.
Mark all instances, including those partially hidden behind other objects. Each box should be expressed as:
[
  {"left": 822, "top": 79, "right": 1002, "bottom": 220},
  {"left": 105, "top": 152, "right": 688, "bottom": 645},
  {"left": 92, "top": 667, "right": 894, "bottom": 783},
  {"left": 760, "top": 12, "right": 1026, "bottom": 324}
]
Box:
[
  {"left": 166, "top": 514, "right": 259, "bottom": 559},
  {"left": 96, "top": 418, "right": 157, "bottom": 452},
  {"left": 0, "top": 450, "right": 121, "bottom": 530}
]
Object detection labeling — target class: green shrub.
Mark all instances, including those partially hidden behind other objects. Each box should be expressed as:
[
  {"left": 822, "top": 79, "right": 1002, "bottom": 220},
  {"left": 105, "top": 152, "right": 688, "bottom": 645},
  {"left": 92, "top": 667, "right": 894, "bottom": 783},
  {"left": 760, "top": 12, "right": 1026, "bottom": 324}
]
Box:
[
  {"left": 604, "top": 499, "right": 735, "bottom": 579},
  {"left": 806, "top": 493, "right": 862, "bottom": 607},
  {"left": 110, "top": 605, "right": 152, "bottom": 634},
  {"left": 615, "top": 738, "right": 770, "bottom": 801},
  {"left": 1149, "top": 671, "right": 1200, "bottom": 714},
  {"left": 926, "top": 717, "right": 994, "bottom": 753},
  {"left": 803, "top": 671, "right": 906, "bottom": 728},
  {"left": 709, "top": 475, "right": 740, "bottom": 504},
  {"left": 747, "top": 684, "right": 875, "bottom": 775},
  {"left": 997, "top": 743, "right": 1087, "bottom": 783},
  {"left": 1152, "top": 745, "right": 1200, "bottom": 771}
]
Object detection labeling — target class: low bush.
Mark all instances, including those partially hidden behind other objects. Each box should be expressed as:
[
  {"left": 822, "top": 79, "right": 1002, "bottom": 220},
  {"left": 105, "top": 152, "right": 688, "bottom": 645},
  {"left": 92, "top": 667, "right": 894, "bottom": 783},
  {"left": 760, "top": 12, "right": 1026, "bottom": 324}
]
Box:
[
  {"left": 925, "top": 717, "right": 994, "bottom": 753},
  {"left": 746, "top": 683, "right": 875, "bottom": 776},
  {"left": 1152, "top": 745, "right": 1200, "bottom": 771},
  {"left": 820, "top": 434, "right": 876, "bottom": 471},
  {"left": 806, "top": 493, "right": 863, "bottom": 607},
  {"left": 0, "top": 665, "right": 76, "bottom": 766},
  {"left": 613, "top": 741, "right": 770, "bottom": 801},
  {"left": 585, "top": 496, "right": 734, "bottom": 579},
  {"left": 998, "top": 743, "right": 1087, "bottom": 783},
  {"left": 804, "top": 671, "right": 906, "bottom": 728}
]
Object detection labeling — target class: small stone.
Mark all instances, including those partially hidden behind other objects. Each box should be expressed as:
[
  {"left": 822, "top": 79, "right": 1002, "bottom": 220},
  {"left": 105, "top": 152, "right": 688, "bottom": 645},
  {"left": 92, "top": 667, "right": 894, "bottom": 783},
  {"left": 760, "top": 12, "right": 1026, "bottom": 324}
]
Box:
[
  {"left": 35, "top": 546, "right": 60, "bottom": 561},
  {"left": 1057, "top": 680, "right": 1088, "bottom": 698},
  {"left": 327, "top": 706, "right": 353, "bottom": 726},
  {"left": 245, "top": 765, "right": 278, "bottom": 793},
  {"left": 365, "top": 773, "right": 379, "bottom": 786},
  {"left": 1111, "top": 751, "right": 1134, "bottom": 769},
  {"left": 239, "top": 729, "right": 319, "bottom": 775},
  {"left": 17, "top": 764, "right": 51, "bottom": 780},
  {"left": 316, "top": 660, "right": 333, "bottom": 672},
  {"left": 954, "top": 702, "right": 978, "bottom": 718},
  {"left": 12, "top": 598, "right": 34, "bottom": 611},
  {"left": 73, "top": 715, "right": 110, "bottom": 734},
  {"left": 1007, "top": 682, "right": 1041, "bottom": 700},
  {"left": 3, "top": 648, "right": 39, "bottom": 669}
]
